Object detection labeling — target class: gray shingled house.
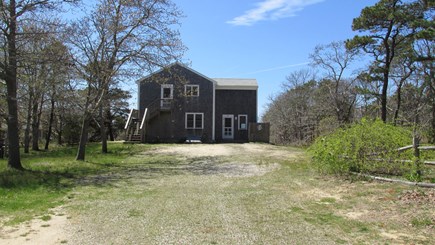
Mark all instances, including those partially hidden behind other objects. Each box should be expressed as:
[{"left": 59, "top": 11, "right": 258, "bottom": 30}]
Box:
[{"left": 125, "top": 63, "right": 258, "bottom": 143}]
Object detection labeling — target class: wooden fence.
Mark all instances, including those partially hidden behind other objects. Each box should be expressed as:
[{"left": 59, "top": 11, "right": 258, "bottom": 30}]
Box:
[{"left": 354, "top": 136, "right": 435, "bottom": 188}]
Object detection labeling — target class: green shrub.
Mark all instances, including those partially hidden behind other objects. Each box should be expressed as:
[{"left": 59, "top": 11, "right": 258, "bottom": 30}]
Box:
[{"left": 309, "top": 119, "right": 414, "bottom": 176}]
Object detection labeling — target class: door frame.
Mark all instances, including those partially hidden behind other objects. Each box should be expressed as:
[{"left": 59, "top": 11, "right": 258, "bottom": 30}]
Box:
[{"left": 222, "top": 114, "right": 234, "bottom": 140}]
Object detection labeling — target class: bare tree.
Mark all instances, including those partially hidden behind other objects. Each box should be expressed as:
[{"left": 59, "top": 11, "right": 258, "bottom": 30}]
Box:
[
  {"left": 66, "top": 0, "right": 185, "bottom": 161},
  {"left": 309, "top": 41, "right": 358, "bottom": 124},
  {"left": 263, "top": 69, "right": 324, "bottom": 145},
  {"left": 0, "top": 0, "right": 78, "bottom": 170},
  {"left": 390, "top": 50, "right": 416, "bottom": 125}
]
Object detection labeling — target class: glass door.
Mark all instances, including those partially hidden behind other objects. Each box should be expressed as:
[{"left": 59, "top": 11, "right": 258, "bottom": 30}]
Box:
[{"left": 222, "top": 114, "right": 234, "bottom": 139}]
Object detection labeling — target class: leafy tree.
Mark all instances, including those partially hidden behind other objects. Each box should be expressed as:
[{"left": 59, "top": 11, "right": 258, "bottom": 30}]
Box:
[
  {"left": 16, "top": 20, "right": 71, "bottom": 152},
  {"left": 105, "top": 88, "right": 131, "bottom": 141},
  {"left": 412, "top": 1, "right": 434, "bottom": 141},
  {"left": 346, "top": 0, "right": 425, "bottom": 122}
]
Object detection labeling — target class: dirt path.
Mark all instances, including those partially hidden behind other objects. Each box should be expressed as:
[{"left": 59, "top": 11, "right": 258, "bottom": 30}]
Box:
[
  {"left": 60, "top": 143, "right": 307, "bottom": 244},
  {"left": 2, "top": 143, "right": 433, "bottom": 244},
  {"left": 0, "top": 207, "right": 69, "bottom": 245}
]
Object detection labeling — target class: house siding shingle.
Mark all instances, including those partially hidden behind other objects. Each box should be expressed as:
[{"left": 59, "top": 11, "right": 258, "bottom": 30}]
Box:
[
  {"left": 139, "top": 64, "right": 214, "bottom": 143},
  {"left": 215, "top": 90, "right": 257, "bottom": 142}
]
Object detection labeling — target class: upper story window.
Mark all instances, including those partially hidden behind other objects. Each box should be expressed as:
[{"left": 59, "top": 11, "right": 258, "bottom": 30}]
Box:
[
  {"left": 161, "top": 84, "right": 174, "bottom": 99},
  {"left": 238, "top": 114, "right": 248, "bottom": 130},
  {"left": 185, "top": 85, "right": 199, "bottom": 97},
  {"left": 161, "top": 84, "right": 173, "bottom": 109}
]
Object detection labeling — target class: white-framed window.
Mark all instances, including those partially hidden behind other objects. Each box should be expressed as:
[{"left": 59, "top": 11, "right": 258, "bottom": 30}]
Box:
[
  {"left": 238, "top": 114, "right": 248, "bottom": 130},
  {"left": 185, "top": 113, "right": 204, "bottom": 129},
  {"left": 185, "top": 85, "right": 199, "bottom": 97},
  {"left": 161, "top": 84, "right": 173, "bottom": 99}
]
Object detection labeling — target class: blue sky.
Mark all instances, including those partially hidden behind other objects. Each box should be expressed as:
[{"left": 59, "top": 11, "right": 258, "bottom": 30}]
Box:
[{"left": 131, "top": 0, "right": 379, "bottom": 118}]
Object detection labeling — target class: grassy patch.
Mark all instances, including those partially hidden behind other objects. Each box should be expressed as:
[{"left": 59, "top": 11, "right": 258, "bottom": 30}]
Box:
[
  {"left": 411, "top": 217, "right": 434, "bottom": 228},
  {"left": 304, "top": 211, "right": 369, "bottom": 233},
  {"left": 320, "top": 197, "right": 337, "bottom": 203},
  {"left": 41, "top": 215, "right": 51, "bottom": 221},
  {"left": 127, "top": 208, "right": 143, "bottom": 218},
  {"left": 0, "top": 142, "right": 154, "bottom": 226}
]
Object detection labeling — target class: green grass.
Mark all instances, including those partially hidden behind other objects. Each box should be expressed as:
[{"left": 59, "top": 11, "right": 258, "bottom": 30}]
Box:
[
  {"left": 0, "top": 142, "right": 154, "bottom": 225},
  {"left": 41, "top": 215, "right": 51, "bottom": 221},
  {"left": 411, "top": 217, "right": 434, "bottom": 228}
]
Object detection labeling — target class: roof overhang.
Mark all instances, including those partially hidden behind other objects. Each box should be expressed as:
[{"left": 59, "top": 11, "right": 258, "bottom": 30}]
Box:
[{"left": 213, "top": 78, "right": 258, "bottom": 91}]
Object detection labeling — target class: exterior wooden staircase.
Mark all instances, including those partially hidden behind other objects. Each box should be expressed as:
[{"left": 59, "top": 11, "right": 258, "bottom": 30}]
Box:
[
  {"left": 124, "top": 98, "right": 171, "bottom": 143},
  {"left": 124, "top": 109, "right": 141, "bottom": 143}
]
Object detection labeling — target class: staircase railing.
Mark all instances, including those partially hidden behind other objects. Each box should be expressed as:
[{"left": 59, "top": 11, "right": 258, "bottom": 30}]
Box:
[
  {"left": 124, "top": 108, "right": 134, "bottom": 130},
  {"left": 126, "top": 98, "right": 173, "bottom": 142}
]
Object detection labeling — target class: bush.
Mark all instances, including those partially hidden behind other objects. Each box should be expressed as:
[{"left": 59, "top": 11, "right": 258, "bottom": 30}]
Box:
[{"left": 309, "top": 119, "right": 414, "bottom": 176}]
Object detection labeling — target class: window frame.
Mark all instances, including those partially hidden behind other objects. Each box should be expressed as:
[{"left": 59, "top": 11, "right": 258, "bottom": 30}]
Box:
[
  {"left": 185, "top": 84, "right": 200, "bottom": 97},
  {"left": 185, "top": 113, "right": 204, "bottom": 129},
  {"left": 161, "top": 84, "right": 174, "bottom": 99},
  {"left": 238, "top": 114, "right": 248, "bottom": 130}
]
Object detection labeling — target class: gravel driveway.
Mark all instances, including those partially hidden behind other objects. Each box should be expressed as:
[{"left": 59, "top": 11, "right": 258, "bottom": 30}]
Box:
[{"left": 62, "top": 143, "right": 306, "bottom": 244}]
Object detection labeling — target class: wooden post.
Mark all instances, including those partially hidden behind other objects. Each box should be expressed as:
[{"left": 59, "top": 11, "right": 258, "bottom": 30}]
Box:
[{"left": 413, "top": 135, "right": 420, "bottom": 158}]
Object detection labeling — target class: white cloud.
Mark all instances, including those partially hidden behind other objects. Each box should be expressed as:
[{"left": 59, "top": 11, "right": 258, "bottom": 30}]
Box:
[{"left": 227, "top": 0, "right": 325, "bottom": 26}]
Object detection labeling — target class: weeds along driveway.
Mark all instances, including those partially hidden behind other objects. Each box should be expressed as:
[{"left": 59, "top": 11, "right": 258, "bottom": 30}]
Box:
[{"left": 25, "top": 144, "right": 435, "bottom": 244}]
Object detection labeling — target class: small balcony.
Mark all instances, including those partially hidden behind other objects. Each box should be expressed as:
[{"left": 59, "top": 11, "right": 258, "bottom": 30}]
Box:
[{"left": 160, "top": 99, "right": 172, "bottom": 111}]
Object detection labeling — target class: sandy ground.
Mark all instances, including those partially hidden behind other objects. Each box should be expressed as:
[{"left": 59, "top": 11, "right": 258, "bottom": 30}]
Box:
[
  {"left": 0, "top": 207, "right": 69, "bottom": 245},
  {"left": 154, "top": 143, "right": 302, "bottom": 160}
]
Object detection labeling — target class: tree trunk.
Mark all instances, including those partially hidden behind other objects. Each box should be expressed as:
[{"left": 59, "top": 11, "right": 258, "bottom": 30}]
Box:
[
  {"left": 76, "top": 112, "right": 91, "bottom": 161},
  {"left": 393, "top": 80, "right": 404, "bottom": 126},
  {"left": 31, "top": 94, "right": 44, "bottom": 151},
  {"left": 45, "top": 91, "right": 56, "bottom": 150},
  {"left": 107, "top": 109, "right": 115, "bottom": 141},
  {"left": 430, "top": 70, "right": 435, "bottom": 144},
  {"left": 5, "top": 0, "right": 23, "bottom": 170},
  {"left": 24, "top": 89, "right": 33, "bottom": 153},
  {"left": 76, "top": 86, "right": 92, "bottom": 161},
  {"left": 432, "top": 98, "right": 435, "bottom": 143},
  {"left": 57, "top": 112, "right": 63, "bottom": 145},
  {"left": 35, "top": 95, "right": 44, "bottom": 147},
  {"left": 381, "top": 71, "right": 389, "bottom": 123},
  {"left": 100, "top": 104, "right": 108, "bottom": 153},
  {"left": 31, "top": 95, "right": 40, "bottom": 151}
]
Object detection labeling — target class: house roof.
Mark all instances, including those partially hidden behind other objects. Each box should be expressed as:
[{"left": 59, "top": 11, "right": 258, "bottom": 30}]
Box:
[
  {"left": 136, "top": 62, "right": 258, "bottom": 91},
  {"left": 136, "top": 62, "right": 217, "bottom": 85},
  {"left": 213, "top": 78, "right": 258, "bottom": 91}
]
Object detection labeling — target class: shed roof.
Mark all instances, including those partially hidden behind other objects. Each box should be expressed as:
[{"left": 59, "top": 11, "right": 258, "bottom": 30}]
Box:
[{"left": 213, "top": 78, "right": 258, "bottom": 90}]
